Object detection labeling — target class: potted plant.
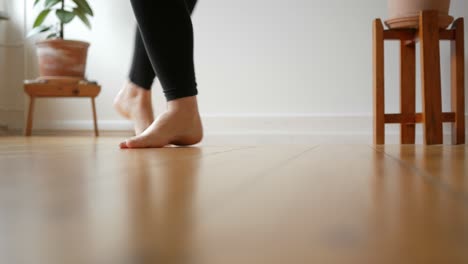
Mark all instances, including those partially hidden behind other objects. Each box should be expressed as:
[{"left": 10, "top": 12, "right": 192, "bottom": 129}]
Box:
[
  {"left": 386, "top": 0, "right": 452, "bottom": 29},
  {"left": 28, "top": 0, "right": 94, "bottom": 79}
]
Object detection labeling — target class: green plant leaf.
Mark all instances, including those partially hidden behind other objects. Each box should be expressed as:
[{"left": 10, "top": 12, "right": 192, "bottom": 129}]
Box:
[
  {"left": 33, "top": 0, "right": 41, "bottom": 7},
  {"left": 33, "top": 9, "right": 51, "bottom": 28},
  {"left": 46, "top": 33, "right": 59, "bottom": 39},
  {"left": 56, "top": 9, "right": 75, "bottom": 24},
  {"left": 44, "top": 0, "right": 61, "bottom": 9},
  {"left": 74, "top": 6, "right": 87, "bottom": 14},
  {"left": 72, "top": 0, "right": 93, "bottom": 16},
  {"left": 27, "top": 25, "right": 52, "bottom": 38},
  {"left": 73, "top": 8, "right": 91, "bottom": 29}
]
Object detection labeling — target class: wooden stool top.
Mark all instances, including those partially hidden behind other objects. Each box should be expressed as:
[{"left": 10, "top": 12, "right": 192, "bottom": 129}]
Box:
[
  {"left": 23, "top": 76, "right": 101, "bottom": 137},
  {"left": 24, "top": 77, "right": 101, "bottom": 98}
]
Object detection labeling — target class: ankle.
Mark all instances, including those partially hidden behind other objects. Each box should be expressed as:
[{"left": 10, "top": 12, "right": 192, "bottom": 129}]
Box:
[
  {"left": 125, "top": 81, "right": 151, "bottom": 97},
  {"left": 126, "top": 82, "right": 152, "bottom": 99},
  {"left": 167, "top": 96, "right": 199, "bottom": 114}
]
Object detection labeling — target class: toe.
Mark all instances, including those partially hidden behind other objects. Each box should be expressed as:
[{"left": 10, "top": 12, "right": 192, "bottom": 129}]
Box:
[
  {"left": 119, "top": 141, "right": 129, "bottom": 149},
  {"left": 125, "top": 136, "right": 149, "bottom": 149}
]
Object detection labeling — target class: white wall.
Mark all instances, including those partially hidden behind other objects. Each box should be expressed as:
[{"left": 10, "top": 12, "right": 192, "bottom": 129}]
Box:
[
  {"left": 1, "top": 0, "right": 468, "bottom": 143},
  {"left": 0, "top": 0, "right": 25, "bottom": 128}
]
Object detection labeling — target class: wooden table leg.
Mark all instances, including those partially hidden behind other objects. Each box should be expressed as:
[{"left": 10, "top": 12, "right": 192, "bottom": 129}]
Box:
[
  {"left": 451, "top": 18, "right": 465, "bottom": 145},
  {"left": 419, "top": 10, "right": 443, "bottom": 145},
  {"left": 24, "top": 96, "right": 35, "bottom": 136},
  {"left": 400, "top": 40, "right": 416, "bottom": 144},
  {"left": 373, "top": 19, "right": 385, "bottom": 145},
  {"left": 91, "top": 97, "right": 99, "bottom": 137}
]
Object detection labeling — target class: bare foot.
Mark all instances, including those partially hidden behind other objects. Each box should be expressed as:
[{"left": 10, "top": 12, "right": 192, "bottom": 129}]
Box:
[
  {"left": 119, "top": 96, "right": 203, "bottom": 148},
  {"left": 113, "top": 82, "right": 154, "bottom": 135}
]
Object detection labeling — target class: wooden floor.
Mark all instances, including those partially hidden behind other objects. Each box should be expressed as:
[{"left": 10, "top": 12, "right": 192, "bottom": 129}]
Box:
[{"left": 0, "top": 137, "right": 467, "bottom": 264}]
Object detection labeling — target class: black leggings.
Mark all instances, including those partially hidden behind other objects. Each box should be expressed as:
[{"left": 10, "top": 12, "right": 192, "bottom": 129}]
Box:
[{"left": 129, "top": 0, "right": 198, "bottom": 101}]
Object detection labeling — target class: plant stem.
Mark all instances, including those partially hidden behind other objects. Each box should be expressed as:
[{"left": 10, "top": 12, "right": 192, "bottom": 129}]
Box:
[{"left": 60, "top": 0, "right": 65, "bottom": 38}]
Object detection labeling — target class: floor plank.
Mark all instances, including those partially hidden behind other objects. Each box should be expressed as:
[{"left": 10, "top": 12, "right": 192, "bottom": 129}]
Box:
[
  {"left": 194, "top": 145, "right": 468, "bottom": 264},
  {"left": 0, "top": 137, "right": 312, "bottom": 264},
  {"left": 0, "top": 137, "right": 467, "bottom": 264},
  {"left": 377, "top": 145, "right": 468, "bottom": 196}
]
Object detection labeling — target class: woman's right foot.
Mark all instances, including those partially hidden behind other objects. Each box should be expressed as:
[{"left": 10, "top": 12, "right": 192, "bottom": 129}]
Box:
[
  {"left": 119, "top": 96, "right": 203, "bottom": 149},
  {"left": 113, "top": 82, "right": 155, "bottom": 135}
]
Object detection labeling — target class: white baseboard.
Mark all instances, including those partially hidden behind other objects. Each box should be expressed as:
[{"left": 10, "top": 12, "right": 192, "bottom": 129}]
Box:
[{"left": 2, "top": 112, "right": 467, "bottom": 144}]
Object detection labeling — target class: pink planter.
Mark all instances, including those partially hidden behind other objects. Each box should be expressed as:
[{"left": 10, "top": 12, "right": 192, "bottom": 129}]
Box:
[{"left": 386, "top": 0, "right": 453, "bottom": 29}]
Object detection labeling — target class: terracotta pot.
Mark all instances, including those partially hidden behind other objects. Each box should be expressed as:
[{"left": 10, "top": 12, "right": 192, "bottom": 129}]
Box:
[
  {"left": 36, "top": 39, "right": 90, "bottom": 78},
  {"left": 386, "top": 0, "right": 453, "bottom": 29}
]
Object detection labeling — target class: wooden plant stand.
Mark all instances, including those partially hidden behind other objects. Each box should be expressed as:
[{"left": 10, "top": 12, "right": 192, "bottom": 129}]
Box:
[
  {"left": 373, "top": 10, "right": 465, "bottom": 145},
  {"left": 24, "top": 77, "right": 101, "bottom": 136}
]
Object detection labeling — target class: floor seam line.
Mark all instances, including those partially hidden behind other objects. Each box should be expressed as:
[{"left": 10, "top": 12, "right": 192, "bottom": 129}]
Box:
[
  {"left": 368, "top": 145, "right": 468, "bottom": 207},
  {"left": 201, "top": 145, "right": 321, "bottom": 217}
]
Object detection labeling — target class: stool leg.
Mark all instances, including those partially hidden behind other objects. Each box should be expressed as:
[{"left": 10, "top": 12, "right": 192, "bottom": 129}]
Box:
[
  {"left": 451, "top": 18, "right": 465, "bottom": 145},
  {"left": 91, "top": 98, "right": 99, "bottom": 137},
  {"left": 419, "top": 10, "right": 443, "bottom": 145},
  {"left": 24, "top": 96, "right": 35, "bottom": 136},
  {"left": 373, "top": 19, "right": 385, "bottom": 145},
  {"left": 400, "top": 40, "right": 416, "bottom": 144}
]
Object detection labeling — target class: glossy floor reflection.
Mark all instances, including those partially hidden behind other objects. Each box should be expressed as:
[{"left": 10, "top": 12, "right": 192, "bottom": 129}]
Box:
[{"left": 0, "top": 137, "right": 466, "bottom": 264}]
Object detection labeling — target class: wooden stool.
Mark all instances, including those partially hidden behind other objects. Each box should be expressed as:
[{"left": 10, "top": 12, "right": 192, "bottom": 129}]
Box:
[
  {"left": 373, "top": 10, "right": 465, "bottom": 145},
  {"left": 24, "top": 77, "right": 101, "bottom": 136}
]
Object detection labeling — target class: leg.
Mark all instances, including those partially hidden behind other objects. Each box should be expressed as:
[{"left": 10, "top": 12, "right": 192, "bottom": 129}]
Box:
[
  {"left": 114, "top": 0, "right": 199, "bottom": 136},
  {"left": 400, "top": 40, "right": 416, "bottom": 144},
  {"left": 91, "top": 97, "right": 99, "bottom": 137},
  {"left": 373, "top": 19, "right": 385, "bottom": 145},
  {"left": 25, "top": 96, "right": 35, "bottom": 136},
  {"left": 419, "top": 10, "right": 443, "bottom": 145},
  {"left": 114, "top": 29, "right": 156, "bottom": 135},
  {"left": 128, "top": 28, "right": 157, "bottom": 90},
  {"left": 121, "top": 0, "right": 202, "bottom": 148},
  {"left": 451, "top": 18, "right": 465, "bottom": 145},
  {"left": 128, "top": 0, "right": 198, "bottom": 90},
  {"left": 129, "top": 0, "right": 197, "bottom": 101}
]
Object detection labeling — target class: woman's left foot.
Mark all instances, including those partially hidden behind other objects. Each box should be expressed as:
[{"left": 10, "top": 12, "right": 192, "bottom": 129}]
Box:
[
  {"left": 119, "top": 96, "right": 203, "bottom": 148},
  {"left": 113, "top": 82, "right": 154, "bottom": 135}
]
